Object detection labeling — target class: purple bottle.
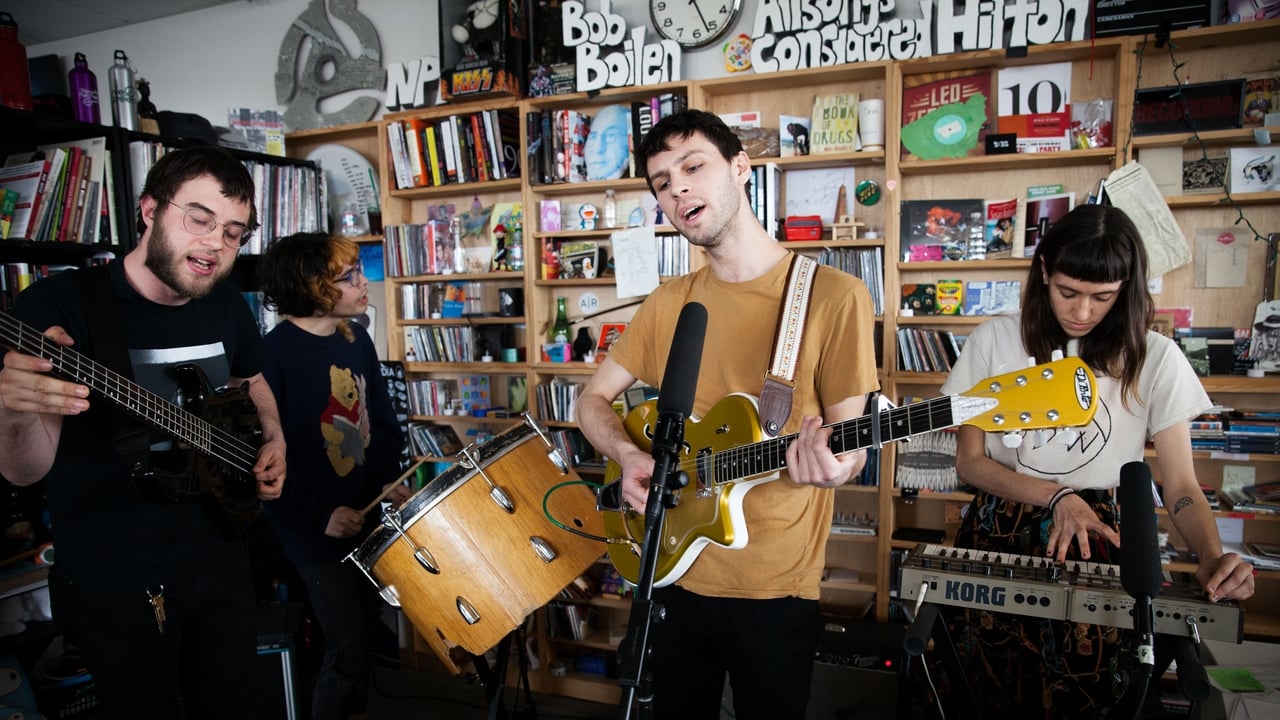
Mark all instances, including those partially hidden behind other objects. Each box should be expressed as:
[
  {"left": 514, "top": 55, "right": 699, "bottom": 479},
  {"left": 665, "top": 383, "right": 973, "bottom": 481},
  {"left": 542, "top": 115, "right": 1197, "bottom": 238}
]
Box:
[{"left": 68, "top": 52, "right": 100, "bottom": 124}]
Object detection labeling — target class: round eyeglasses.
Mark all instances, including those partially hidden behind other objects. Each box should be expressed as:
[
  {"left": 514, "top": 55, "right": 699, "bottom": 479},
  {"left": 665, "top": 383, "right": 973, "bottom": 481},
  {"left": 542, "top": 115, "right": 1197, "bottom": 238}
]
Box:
[
  {"left": 167, "top": 201, "right": 252, "bottom": 247},
  {"left": 335, "top": 265, "right": 365, "bottom": 288}
]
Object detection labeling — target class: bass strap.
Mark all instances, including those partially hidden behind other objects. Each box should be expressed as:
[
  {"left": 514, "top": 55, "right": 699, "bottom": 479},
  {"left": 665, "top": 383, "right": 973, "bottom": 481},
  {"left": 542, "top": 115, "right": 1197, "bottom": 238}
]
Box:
[{"left": 76, "top": 264, "right": 152, "bottom": 473}]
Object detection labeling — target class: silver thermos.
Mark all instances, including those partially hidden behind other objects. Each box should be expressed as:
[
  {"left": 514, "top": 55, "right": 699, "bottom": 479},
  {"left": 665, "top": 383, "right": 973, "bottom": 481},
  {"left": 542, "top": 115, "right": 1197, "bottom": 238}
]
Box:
[{"left": 109, "top": 49, "right": 138, "bottom": 130}]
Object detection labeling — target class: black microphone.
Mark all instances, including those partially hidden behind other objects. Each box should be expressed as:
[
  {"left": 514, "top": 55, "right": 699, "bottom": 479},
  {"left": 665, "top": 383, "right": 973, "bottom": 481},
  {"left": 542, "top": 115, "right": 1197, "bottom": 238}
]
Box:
[
  {"left": 656, "top": 302, "right": 707, "bottom": 417},
  {"left": 1119, "top": 460, "right": 1162, "bottom": 669},
  {"left": 646, "top": 302, "right": 707, "bottom": 519}
]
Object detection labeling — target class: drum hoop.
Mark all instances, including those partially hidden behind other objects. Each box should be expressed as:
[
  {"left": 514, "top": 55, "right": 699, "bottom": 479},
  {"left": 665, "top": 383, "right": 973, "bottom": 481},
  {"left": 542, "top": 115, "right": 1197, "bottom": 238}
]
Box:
[{"left": 353, "top": 418, "right": 542, "bottom": 570}]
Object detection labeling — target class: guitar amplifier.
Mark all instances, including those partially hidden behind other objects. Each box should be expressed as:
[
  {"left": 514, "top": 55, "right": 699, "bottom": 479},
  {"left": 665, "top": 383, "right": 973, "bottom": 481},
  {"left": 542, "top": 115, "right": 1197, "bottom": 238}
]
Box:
[{"left": 807, "top": 616, "right": 904, "bottom": 720}]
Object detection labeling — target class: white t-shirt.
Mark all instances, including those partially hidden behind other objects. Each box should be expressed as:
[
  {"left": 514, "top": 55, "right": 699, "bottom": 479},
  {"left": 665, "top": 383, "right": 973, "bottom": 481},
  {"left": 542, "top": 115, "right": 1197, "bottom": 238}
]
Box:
[{"left": 939, "top": 316, "right": 1212, "bottom": 491}]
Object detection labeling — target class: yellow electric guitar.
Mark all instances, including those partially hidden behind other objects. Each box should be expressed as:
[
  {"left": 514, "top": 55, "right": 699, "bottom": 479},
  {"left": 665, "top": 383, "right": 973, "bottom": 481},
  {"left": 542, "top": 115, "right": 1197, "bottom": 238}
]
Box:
[{"left": 599, "top": 357, "right": 1098, "bottom": 586}]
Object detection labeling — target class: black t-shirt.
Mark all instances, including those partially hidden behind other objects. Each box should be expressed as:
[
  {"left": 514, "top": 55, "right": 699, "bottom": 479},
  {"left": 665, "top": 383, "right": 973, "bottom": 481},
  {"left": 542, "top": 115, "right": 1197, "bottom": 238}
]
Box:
[{"left": 11, "top": 260, "right": 264, "bottom": 587}]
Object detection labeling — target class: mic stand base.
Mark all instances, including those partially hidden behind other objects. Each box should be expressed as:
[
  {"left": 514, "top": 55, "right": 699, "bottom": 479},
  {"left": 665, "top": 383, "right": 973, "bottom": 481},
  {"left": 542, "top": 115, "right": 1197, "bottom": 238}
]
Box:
[{"left": 903, "top": 602, "right": 983, "bottom": 720}]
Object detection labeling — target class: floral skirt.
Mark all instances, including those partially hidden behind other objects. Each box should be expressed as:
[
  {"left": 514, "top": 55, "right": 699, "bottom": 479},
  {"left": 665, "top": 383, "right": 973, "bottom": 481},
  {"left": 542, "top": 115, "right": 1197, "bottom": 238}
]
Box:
[{"left": 940, "top": 488, "right": 1130, "bottom": 719}]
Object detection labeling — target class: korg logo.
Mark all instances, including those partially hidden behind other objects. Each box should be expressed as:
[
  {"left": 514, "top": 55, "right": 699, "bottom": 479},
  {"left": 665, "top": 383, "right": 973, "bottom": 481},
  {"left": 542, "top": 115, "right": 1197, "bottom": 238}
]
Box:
[
  {"left": 945, "top": 580, "right": 1007, "bottom": 607},
  {"left": 1074, "top": 367, "right": 1094, "bottom": 411}
]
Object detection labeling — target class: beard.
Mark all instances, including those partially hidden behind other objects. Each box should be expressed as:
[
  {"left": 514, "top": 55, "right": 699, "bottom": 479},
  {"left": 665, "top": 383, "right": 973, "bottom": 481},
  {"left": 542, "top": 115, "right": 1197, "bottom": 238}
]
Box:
[
  {"left": 143, "top": 218, "right": 232, "bottom": 300},
  {"left": 669, "top": 174, "right": 747, "bottom": 250}
]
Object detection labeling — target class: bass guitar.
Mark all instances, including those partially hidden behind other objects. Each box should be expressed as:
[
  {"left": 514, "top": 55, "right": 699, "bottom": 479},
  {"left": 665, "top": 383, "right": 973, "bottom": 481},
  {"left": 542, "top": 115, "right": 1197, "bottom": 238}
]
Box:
[
  {"left": 599, "top": 357, "right": 1098, "bottom": 586},
  {"left": 0, "top": 310, "right": 263, "bottom": 537}
]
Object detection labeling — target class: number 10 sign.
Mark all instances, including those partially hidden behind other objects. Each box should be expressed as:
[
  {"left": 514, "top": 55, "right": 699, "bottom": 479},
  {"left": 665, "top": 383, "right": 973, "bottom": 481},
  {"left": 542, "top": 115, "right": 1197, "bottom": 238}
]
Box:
[{"left": 998, "top": 61, "right": 1072, "bottom": 116}]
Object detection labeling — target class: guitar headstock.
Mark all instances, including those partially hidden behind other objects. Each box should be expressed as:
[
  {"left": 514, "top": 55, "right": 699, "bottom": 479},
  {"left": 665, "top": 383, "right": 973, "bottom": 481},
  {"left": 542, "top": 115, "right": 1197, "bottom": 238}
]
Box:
[{"left": 955, "top": 357, "right": 1097, "bottom": 432}]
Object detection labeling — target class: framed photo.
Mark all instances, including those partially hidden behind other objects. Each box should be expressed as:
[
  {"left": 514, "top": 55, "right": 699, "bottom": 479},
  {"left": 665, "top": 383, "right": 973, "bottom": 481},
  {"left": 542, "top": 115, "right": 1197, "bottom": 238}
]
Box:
[
  {"left": 1242, "top": 73, "right": 1279, "bottom": 127},
  {"left": 597, "top": 322, "right": 628, "bottom": 356},
  {"left": 561, "top": 244, "right": 607, "bottom": 279},
  {"left": 1182, "top": 153, "right": 1229, "bottom": 194},
  {"left": 1229, "top": 147, "right": 1280, "bottom": 193}
]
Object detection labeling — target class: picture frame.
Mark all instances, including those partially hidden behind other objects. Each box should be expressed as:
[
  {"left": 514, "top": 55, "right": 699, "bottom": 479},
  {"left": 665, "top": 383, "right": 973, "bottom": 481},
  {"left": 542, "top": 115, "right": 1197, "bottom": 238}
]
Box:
[{"left": 597, "top": 322, "right": 628, "bottom": 356}]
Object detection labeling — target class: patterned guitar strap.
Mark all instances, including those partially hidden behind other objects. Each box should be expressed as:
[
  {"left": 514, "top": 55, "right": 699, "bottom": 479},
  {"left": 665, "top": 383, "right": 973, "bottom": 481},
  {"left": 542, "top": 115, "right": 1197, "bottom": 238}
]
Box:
[{"left": 757, "top": 254, "right": 818, "bottom": 437}]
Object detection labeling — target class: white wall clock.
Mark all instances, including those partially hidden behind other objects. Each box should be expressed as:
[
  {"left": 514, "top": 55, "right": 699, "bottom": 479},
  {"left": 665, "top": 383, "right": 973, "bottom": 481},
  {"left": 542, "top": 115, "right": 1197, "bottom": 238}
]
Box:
[{"left": 650, "top": 0, "right": 743, "bottom": 49}]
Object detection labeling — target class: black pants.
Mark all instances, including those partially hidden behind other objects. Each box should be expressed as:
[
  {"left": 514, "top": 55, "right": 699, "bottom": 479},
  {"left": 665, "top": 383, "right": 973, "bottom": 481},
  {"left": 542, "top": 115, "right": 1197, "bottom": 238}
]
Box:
[
  {"left": 296, "top": 558, "right": 380, "bottom": 720},
  {"left": 48, "top": 562, "right": 256, "bottom": 719},
  {"left": 648, "top": 585, "right": 819, "bottom": 720}
]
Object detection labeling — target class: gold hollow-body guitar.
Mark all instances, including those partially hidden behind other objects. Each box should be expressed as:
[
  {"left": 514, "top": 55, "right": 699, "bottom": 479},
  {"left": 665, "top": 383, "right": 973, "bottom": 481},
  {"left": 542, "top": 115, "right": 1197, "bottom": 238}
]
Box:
[{"left": 599, "top": 357, "right": 1098, "bottom": 586}]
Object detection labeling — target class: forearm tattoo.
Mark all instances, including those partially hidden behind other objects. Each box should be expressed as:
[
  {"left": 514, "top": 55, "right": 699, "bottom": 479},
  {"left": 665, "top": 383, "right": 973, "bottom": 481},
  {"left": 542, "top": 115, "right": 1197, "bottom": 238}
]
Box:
[{"left": 1172, "top": 496, "right": 1194, "bottom": 515}]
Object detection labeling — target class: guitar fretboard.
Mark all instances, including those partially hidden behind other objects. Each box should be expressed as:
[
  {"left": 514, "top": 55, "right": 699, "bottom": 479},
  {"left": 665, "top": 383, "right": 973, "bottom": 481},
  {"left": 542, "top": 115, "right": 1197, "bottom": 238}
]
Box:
[
  {"left": 0, "top": 311, "right": 258, "bottom": 474},
  {"left": 705, "top": 396, "right": 957, "bottom": 483}
]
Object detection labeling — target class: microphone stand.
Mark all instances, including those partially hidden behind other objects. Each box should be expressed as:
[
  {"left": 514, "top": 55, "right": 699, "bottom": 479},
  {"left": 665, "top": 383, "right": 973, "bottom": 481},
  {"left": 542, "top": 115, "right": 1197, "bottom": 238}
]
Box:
[
  {"left": 1114, "top": 594, "right": 1156, "bottom": 720},
  {"left": 614, "top": 409, "right": 688, "bottom": 720}
]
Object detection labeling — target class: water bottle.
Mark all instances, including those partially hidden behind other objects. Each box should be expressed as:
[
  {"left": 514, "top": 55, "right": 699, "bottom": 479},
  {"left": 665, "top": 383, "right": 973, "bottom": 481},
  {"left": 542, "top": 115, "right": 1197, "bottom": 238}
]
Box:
[
  {"left": 108, "top": 49, "right": 139, "bottom": 130},
  {"left": 602, "top": 189, "right": 617, "bottom": 229},
  {"left": 68, "top": 52, "right": 101, "bottom": 124},
  {"left": 0, "top": 12, "right": 32, "bottom": 111}
]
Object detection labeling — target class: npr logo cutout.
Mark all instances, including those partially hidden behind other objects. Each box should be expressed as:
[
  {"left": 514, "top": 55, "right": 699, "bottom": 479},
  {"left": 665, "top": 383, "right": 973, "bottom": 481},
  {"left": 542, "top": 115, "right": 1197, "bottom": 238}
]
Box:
[{"left": 945, "top": 580, "right": 1007, "bottom": 607}]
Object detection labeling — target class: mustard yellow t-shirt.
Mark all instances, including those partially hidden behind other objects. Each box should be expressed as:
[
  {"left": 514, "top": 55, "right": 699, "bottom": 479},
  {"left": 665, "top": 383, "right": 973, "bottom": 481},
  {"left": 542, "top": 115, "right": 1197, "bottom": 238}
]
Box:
[{"left": 607, "top": 253, "right": 878, "bottom": 599}]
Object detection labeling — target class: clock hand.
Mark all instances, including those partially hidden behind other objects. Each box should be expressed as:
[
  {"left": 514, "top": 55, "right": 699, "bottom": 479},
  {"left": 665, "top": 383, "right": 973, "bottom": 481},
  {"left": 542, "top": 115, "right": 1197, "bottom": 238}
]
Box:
[{"left": 687, "top": 0, "right": 710, "bottom": 31}]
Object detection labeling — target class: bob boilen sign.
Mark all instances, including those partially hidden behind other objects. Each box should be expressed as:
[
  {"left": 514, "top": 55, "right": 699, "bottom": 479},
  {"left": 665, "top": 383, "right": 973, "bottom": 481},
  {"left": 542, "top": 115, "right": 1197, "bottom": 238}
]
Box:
[
  {"left": 563, "top": 0, "right": 682, "bottom": 92},
  {"left": 565, "top": 0, "right": 1092, "bottom": 92}
]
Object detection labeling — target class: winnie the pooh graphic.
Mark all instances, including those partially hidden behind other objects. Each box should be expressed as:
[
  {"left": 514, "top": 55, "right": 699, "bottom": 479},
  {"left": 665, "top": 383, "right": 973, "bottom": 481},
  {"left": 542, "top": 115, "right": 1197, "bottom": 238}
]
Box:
[{"left": 320, "top": 365, "right": 371, "bottom": 475}]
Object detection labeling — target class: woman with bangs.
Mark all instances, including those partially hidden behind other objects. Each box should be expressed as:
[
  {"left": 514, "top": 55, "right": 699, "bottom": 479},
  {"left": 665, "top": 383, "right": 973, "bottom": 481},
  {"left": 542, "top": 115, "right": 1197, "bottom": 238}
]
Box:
[
  {"left": 258, "top": 233, "right": 410, "bottom": 720},
  {"left": 935, "top": 204, "right": 1254, "bottom": 718}
]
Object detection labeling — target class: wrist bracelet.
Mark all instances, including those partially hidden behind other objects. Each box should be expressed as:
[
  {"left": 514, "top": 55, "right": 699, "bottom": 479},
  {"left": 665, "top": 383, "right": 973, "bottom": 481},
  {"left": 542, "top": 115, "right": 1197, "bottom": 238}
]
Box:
[{"left": 1047, "top": 486, "right": 1075, "bottom": 513}]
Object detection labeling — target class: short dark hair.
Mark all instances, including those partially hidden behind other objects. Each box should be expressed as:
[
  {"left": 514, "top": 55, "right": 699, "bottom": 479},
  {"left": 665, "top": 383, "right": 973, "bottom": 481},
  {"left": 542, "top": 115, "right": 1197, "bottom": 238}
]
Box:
[
  {"left": 258, "top": 232, "right": 360, "bottom": 328},
  {"left": 636, "top": 109, "right": 744, "bottom": 195},
  {"left": 137, "top": 145, "right": 258, "bottom": 235}
]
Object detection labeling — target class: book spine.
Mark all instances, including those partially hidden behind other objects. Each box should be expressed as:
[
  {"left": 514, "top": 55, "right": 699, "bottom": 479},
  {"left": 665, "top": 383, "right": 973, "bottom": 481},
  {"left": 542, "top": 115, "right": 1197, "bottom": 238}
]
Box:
[{"left": 70, "top": 157, "right": 93, "bottom": 243}]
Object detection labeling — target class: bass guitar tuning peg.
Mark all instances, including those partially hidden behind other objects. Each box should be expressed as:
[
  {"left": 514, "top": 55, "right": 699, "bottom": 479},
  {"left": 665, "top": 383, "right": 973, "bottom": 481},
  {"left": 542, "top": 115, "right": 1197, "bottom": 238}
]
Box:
[
  {"left": 1059, "top": 428, "right": 1080, "bottom": 445},
  {"left": 1001, "top": 432, "right": 1024, "bottom": 449}
]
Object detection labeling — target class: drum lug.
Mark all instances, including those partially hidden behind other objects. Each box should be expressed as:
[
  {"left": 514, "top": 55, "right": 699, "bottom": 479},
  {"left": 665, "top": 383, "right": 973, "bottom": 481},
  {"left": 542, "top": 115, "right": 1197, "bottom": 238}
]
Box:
[
  {"left": 461, "top": 444, "right": 519, "bottom": 513},
  {"left": 490, "top": 486, "right": 515, "bottom": 513},
  {"left": 379, "top": 584, "right": 402, "bottom": 608},
  {"left": 457, "top": 597, "right": 481, "bottom": 625},
  {"left": 414, "top": 547, "right": 440, "bottom": 574},
  {"left": 547, "top": 449, "right": 570, "bottom": 473},
  {"left": 525, "top": 416, "right": 570, "bottom": 474},
  {"left": 530, "top": 536, "right": 557, "bottom": 563},
  {"left": 383, "top": 509, "right": 441, "bottom": 574}
]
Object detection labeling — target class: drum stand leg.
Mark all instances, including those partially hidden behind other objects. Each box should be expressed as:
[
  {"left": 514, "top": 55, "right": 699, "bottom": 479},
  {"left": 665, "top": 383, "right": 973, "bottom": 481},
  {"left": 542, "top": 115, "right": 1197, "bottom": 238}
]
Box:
[{"left": 471, "top": 626, "right": 538, "bottom": 720}]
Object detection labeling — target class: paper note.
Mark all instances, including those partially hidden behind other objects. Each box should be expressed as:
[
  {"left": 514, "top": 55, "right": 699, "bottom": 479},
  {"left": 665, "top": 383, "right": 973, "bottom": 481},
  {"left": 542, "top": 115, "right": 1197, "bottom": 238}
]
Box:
[
  {"left": 610, "top": 226, "right": 660, "bottom": 299},
  {"left": 1195, "top": 227, "right": 1249, "bottom": 288},
  {"left": 785, "top": 167, "right": 855, "bottom": 224},
  {"left": 1105, "top": 161, "right": 1190, "bottom": 278},
  {"left": 1216, "top": 516, "right": 1244, "bottom": 545},
  {"left": 1223, "top": 465, "right": 1256, "bottom": 494}
]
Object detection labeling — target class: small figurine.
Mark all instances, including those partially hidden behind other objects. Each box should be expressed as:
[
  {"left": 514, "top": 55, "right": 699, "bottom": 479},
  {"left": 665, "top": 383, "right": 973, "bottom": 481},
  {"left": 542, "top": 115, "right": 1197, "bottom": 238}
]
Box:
[
  {"left": 136, "top": 77, "right": 157, "bottom": 119},
  {"left": 452, "top": 0, "right": 502, "bottom": 62},
  {"left": 573, "top": 327, "right": 594, "bottom": 362},
  {"left": 491, "top": 223, "right": 508, "bottom": 272},
  {"left": 136, "top": 77, "right": 160, "bottom": 134}
]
